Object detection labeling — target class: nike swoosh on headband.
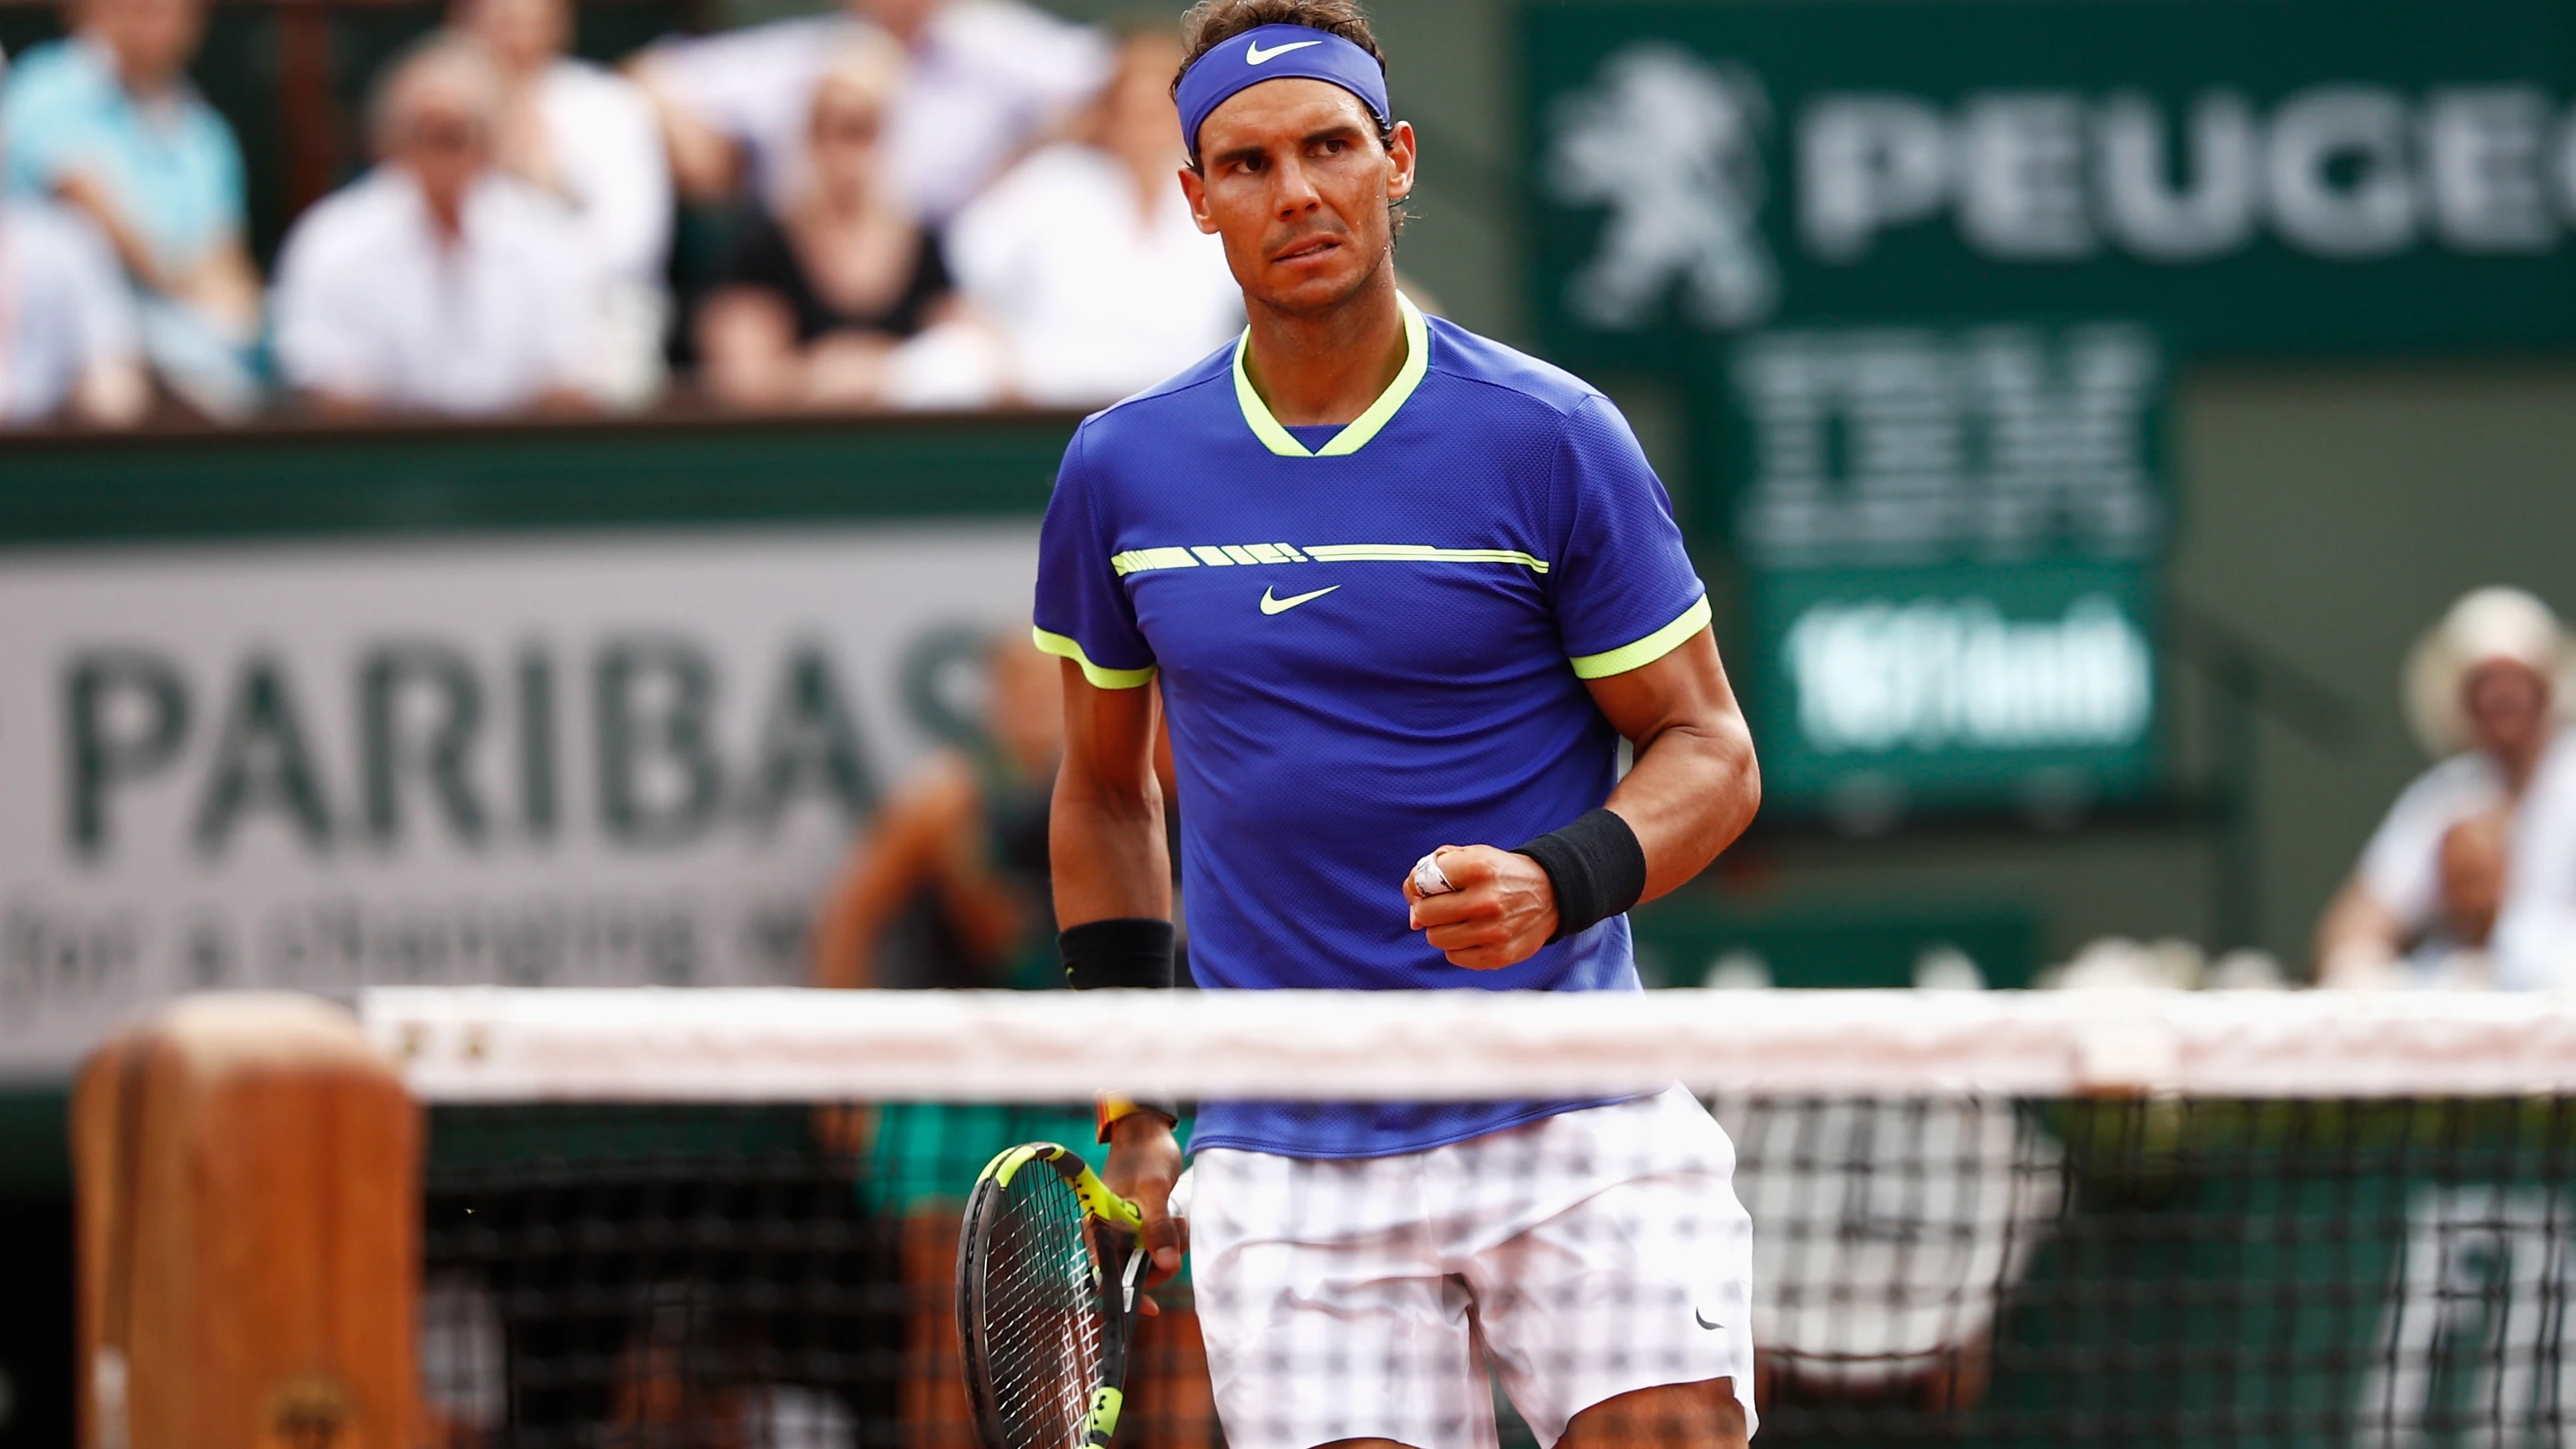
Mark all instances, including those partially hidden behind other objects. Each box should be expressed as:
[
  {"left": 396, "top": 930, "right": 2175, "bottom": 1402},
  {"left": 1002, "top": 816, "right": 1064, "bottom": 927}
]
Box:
[
  {"left": 1245, "top": 37, "right": 1324, "bottom": 64},
  {"left": 1176, "top": 25, "right": 1392, "bottom": 162}
]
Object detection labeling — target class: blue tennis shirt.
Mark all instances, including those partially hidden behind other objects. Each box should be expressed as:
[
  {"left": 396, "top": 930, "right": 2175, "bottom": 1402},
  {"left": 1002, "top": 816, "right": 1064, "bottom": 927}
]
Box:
[{"left": 1033, "top": 295, "right": 1711, "bottom": 1160}]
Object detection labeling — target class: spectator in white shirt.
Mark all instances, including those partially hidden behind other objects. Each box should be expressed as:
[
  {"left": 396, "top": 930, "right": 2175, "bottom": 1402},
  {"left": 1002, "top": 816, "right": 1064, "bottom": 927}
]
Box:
[
  {"left": 2318, "top": 587, "right": 2576, "bottom": 987},
  {"left": 628, "top": 0, "right": 1107, "bottom": 224},
  {"left": 939, "top": 22, "right": 1242, "bottom": 408},
  {"left": 0, "top": 195, "right": 148, "bottom": 425},
  {"left": 271, "top": 37, "right": 601, "bottom": 417},
  {"left": 452, "top": 0, "right": 672, "bottom": 404}
]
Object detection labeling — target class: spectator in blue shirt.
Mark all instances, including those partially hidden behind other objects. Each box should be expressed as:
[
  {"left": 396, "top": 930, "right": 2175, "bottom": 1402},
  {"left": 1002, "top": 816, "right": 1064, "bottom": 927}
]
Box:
[{"left": 1, "top": 0, "right": 262, "bottom": 417}]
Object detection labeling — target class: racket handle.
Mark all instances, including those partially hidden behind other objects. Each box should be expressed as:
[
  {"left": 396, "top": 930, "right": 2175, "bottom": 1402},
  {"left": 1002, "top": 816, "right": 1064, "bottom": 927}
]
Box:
[{"left": 1083, "top": 1385, "right": 1124, "bottom": 1445}]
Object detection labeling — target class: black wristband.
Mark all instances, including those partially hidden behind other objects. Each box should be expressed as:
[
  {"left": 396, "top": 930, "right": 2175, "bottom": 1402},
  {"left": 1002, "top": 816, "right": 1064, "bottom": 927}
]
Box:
[
  {"left": 1515, "top": 808, "right": 1648, "bottom": 942},
  {"left": 1060, "top": 917, "right": 1176, "bottom": 990}
]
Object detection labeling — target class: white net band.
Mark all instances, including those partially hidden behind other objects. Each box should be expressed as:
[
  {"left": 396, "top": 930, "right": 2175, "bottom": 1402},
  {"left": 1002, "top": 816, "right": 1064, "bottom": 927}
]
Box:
[{"left": 364, "top": 986, "right": 2576, "bottom": 1102}]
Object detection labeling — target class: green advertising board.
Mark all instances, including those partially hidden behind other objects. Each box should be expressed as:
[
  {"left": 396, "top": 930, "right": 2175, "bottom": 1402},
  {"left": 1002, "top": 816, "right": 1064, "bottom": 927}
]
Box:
[
  {"left": 1525, "top": 0, "right": 2576, "bottom": 361},
  {"left": 1750, "top": 560, "right": 2161, "bottom": 819},
  {"left": 1713, "top": 320, "right": 2169, "bottom": 818}
]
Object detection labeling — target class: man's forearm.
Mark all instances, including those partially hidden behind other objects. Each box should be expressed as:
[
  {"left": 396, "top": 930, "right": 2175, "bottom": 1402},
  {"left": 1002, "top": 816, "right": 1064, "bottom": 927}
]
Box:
[
  {"left": 1605, "top": 717, "right": 1760, "bottom": 902},
  {"left": 1051, "top": 783, "right": 1173, "bottom": 927}
]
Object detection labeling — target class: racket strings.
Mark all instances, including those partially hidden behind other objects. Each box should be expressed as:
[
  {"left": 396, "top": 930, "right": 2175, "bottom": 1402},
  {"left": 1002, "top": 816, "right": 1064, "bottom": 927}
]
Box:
[{"left": 975, "top": 1171, "right": 1109, "bottom": 1447}]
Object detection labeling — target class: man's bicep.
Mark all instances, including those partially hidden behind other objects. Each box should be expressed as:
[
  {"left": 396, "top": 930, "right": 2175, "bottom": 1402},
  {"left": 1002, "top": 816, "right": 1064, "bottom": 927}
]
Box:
[
  {"left": 1581, "top": 625, "right": 1740, "bottom": 748},
  {"left": 1051, "top": 666, "right": 1172, "bottom": 927},
  {"left": 1056, "top": 661, "right": 1161, "bottom": 804}
]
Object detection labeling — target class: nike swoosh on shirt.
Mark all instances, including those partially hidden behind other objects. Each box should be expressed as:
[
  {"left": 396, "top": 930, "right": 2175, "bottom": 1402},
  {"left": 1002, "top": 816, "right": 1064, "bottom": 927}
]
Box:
[
  {"left": 1694, "top": 1310, "right": 1725, "bottom": 1331},
  {"left": 1259, "top": 584, "right": 1340, "bottom": 615},
  {"left": 1245, "top": 38, "right": 1325, "bottom": 63}
]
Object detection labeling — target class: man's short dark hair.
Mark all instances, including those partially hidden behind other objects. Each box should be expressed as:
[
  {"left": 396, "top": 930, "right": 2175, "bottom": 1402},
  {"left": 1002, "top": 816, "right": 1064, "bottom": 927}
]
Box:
[{"left": 1171, "top": 0, "right": 1398, "bottom": 167}]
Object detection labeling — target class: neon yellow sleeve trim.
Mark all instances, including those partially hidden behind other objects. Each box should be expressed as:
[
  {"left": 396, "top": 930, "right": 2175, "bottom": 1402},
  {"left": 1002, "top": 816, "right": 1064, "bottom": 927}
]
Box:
[
  {"left": 1569, "top": 596, "right": 1713, "bottom": 680},
  {"left": 1032, "top": 627, "right": 1157, "bottom": 689}
]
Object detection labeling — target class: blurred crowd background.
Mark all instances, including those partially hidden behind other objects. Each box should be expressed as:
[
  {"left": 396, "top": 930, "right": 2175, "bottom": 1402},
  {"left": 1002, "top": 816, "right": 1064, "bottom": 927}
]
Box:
[
  {"left": 3, "top": 0, "right": 2576, "bottom": 1435},
  {"left": 0, "top": 0, "right": 1251, "bottom": 425}
]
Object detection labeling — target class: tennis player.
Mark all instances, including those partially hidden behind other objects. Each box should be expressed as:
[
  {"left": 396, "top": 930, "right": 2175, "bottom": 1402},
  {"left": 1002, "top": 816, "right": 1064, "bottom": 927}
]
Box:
[{"left": 1035, "top": 2, "right": 1761, "bottom": 1445}]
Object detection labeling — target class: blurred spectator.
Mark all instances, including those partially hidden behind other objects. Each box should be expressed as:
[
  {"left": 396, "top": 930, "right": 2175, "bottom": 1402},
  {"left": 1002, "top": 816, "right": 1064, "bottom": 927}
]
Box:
[
  {"left": 0, "top": 186, "right": 149, "bottom": 425},
  {"left": 270, "top": 38, "right": 603, "bottom": 418},
  {"left": 692, "top": 38, "right": 959, "bottom": 411},
  {"left": 629, "top": 0, "right": 1107, "bottom": 224},
  {"left": 452, "top": 0, "right": 673, "bottom": 405},
  {"left": 810, "top": 633, "right": 1067, "bottom": 1441},
  {"left": 812, "top": 632, "right": 1059, "bottom": 992},
  {"left": 1, "top": 0, "right": 261, "bottom": 417},
  {"left": 2317, "top": 587, "right": 2576, "bottom": 988},
  {"left": 939, "top": 23, "right": 1241, "bottom": 407},
  {"left": 808, "top": 637, "right": 1213, "bottom": 1448}
]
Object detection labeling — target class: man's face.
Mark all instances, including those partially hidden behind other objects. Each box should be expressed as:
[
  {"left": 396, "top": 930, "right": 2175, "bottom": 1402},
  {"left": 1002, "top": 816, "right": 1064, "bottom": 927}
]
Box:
[
  {"left": 395, "top": 79, "right": 493, "bottom": 213},
  {"left": 94, "top": 0, "right": 204, "bottom": 90},
  {"left": 2464, "top": 660, "right": 2551, "bottom": 758},
  {"left": 987, "top": 641, "right": 1065, "bottom": 773},
  {"left": 460, "top": 0, "right": 565, "bottom": 74},
  {"left": 1180, "top": 79, "right": 1415, "bottom": 317},
  {"left": 852, "top": 0, "right": 941, "bottom": 42}
]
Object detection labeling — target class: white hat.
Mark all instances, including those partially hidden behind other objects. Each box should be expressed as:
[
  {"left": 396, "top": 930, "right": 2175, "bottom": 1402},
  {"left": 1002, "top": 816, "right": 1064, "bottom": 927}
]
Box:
[{"left": 2403, "top": 586, "right": 2574, "bottom": 756}]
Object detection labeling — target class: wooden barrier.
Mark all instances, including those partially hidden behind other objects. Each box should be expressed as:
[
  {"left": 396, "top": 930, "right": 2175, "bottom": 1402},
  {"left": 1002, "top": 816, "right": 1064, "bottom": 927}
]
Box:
[{"left": 74, "top": 993, "right": 419, "bottom": 1449}]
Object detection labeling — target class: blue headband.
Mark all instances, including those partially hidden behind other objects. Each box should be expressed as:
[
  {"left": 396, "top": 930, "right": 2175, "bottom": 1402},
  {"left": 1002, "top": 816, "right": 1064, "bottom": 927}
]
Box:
[{"left": 1175, "top": 24, "right": 1390, "bottom": 163}]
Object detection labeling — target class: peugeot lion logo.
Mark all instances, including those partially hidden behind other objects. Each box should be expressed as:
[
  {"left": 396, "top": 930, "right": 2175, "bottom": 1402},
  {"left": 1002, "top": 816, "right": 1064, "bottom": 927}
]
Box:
[{"left": 1547, "top": 43, "right": 1778, "bottom": 330}]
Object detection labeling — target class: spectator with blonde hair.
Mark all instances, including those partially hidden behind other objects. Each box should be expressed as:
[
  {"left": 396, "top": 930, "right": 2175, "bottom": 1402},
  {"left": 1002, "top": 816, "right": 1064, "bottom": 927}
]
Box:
[
  {"left": 451, "top": 0, "right": 674, "bottom": 405},
  {"left": 692, "top": 36, "right": 958, "bottom": 410},
  {"left": 270, "top": 37, "right": 604, "bottom": 417},
  {"left": 2317, "top": 587, "right": 2576, "bottom": 987}
]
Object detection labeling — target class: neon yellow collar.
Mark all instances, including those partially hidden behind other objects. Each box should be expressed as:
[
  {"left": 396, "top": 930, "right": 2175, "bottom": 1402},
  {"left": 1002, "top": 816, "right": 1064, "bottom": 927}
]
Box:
[{"left": 1231, "top": 292, "right": 1430, "bottom": 458}]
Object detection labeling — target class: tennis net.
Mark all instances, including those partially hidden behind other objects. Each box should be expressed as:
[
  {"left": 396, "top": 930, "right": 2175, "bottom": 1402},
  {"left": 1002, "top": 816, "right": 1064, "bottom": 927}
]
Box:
[{"left": 367, "top": 986, "right": 2576, "bottom": 1448}]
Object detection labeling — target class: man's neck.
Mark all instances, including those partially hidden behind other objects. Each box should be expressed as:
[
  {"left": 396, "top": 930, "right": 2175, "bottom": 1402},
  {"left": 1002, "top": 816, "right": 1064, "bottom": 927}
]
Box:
[
  {"left": 411, "top": 174, "right": 471, "bottom": 246},
  {"left": 2500, "top": 734, "right": 2550, "bottom": 794},
  {"left": 1241, "top": 269, "right": 1406, "bottom": 428},
  {"left": 94, "top": 38, "right": 179, "bottom": 104}
]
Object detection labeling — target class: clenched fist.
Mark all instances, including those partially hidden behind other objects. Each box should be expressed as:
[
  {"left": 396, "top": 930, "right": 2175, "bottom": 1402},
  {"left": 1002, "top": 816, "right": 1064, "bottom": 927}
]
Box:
[{"left": 1402, "top": 844, "right": 1559, "bottom": 969}]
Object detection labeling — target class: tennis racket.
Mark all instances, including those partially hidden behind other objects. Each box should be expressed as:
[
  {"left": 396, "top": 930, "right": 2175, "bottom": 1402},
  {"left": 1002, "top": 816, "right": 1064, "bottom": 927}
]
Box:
[{"left": 955, "top": 1142, "right": 1149, "bottom": 1449}]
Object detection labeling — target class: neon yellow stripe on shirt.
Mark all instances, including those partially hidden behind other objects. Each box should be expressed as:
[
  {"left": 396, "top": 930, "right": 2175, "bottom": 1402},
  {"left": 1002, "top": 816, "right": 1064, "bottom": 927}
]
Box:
[
  {"left": 1111, "top": 543, "right": 1550, "bottom": 573},
  {"left": 1303, "top": 545, "right": 1552, "bottom": 573},
  {"left": 1569, "top": 596, "right": 1713, "bottom": 679},
  {"left": 1111, "top": 547, "right": 1200, "bottom": 576},
  {"left": 1031, "top": 627, "right": 1157, "bottom": 689}
]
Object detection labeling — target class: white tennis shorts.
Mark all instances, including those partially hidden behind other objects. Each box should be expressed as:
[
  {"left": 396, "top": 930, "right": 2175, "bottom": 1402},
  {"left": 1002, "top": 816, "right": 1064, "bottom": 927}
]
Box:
[{"left": 1182, "top": 1085, "right": 1757, "bottom": 1449}]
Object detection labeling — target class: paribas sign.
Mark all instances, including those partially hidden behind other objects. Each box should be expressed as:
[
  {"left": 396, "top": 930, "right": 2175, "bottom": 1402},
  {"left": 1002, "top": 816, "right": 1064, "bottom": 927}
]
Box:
[
  {"left": 1526, "top": 0, "right": 2576, "bottom": 355},
  {"left": 0, "top": 524, "right": 1037, "bottom": 1077}
]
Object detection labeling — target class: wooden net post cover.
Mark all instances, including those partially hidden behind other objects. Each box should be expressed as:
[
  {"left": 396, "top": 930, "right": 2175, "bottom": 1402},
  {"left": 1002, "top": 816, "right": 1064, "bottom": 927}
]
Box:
[{"left": 74, "top": 992, "right": 421, "bottom": 1449}]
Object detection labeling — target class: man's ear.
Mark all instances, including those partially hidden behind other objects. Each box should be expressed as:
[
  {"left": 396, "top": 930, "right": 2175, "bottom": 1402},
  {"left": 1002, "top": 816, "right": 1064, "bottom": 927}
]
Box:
[
  {"left": 1178, "top": 166, "right": 1218, "bottom": 234},
  {"left": 1384, "top": 120, "right": 1418, "bottom": 204}
]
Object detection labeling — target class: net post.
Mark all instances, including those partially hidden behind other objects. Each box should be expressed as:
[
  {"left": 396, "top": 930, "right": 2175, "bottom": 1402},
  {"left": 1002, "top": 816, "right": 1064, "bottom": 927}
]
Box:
[{"left": 73, "top": 992, "right": 422, "bottom": 1449}]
